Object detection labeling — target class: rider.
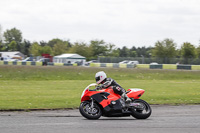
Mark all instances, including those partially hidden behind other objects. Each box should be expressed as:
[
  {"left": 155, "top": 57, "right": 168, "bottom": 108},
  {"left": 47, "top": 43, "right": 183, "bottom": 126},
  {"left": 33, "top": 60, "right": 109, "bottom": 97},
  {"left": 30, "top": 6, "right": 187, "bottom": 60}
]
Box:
[{"left": 95, "top": 71, "right": 131, "bottom": 103}]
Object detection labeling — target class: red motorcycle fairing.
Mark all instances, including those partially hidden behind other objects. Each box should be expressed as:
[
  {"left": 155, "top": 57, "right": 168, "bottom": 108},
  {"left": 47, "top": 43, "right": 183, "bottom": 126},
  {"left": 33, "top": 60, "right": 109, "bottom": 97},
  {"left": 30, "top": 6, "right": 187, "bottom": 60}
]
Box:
[
  {"left": 81, "top": 89, "right": 100, "bottom": 102},
  {"left": 97, "top": 89, "right": 121, "bottom": 108},
  {"left": 81, "top": 87, "right": 145, "bottom": 113},
  {"left": 90, "top": 91, "right": 123, "bottom": 115},
  {"left": 126, "top": 89, "right": 145, "bottom": 99},
  {"left": 81, "top": 87, "right": 121, "bottom": 108}
]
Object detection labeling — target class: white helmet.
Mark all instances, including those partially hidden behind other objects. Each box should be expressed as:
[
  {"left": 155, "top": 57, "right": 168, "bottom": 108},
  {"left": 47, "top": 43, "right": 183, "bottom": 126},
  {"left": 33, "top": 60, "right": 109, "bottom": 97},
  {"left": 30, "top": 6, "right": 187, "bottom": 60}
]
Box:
[{"left": 95, "top": 71, "right": 107, "bottom": 84}]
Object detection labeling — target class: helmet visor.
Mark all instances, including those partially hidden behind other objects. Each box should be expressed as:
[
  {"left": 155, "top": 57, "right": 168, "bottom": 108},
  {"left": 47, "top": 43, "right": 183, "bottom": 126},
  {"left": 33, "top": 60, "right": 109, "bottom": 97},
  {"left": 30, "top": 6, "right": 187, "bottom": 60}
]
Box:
[{"left": 95, "top": 76, "right": 100, "bottom": 83}]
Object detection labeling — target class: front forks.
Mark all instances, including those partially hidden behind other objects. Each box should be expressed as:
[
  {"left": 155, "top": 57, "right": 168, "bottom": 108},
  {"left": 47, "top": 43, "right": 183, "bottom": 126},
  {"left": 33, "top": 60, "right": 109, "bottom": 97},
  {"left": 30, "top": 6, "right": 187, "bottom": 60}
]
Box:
[
  {"left": 87, "top": 98, "right": 98, "bottom": 115},
  {"left": 90, "top": 98, "right": 94, "bottom": 108}
]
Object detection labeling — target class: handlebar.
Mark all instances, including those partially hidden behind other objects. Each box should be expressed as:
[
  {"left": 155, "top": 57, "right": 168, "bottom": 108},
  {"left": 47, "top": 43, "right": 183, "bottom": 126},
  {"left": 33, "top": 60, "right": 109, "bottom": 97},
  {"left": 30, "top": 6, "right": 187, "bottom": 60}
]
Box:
[
  {"left": 89, "top": 89, "right": 97, "bottom": 91},
  {"left": 89, "top": 86, "right": 103, "bottom": 91}
]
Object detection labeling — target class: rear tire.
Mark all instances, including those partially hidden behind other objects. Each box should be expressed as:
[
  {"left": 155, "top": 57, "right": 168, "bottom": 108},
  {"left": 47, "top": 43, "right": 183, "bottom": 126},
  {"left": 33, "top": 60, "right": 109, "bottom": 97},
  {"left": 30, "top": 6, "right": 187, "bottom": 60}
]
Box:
[
  {"left": 79, "top": 101, "right": 102, "bottom": 120},
  {"left": 131, "top": 99, "right": 152, "bottom": 119}
]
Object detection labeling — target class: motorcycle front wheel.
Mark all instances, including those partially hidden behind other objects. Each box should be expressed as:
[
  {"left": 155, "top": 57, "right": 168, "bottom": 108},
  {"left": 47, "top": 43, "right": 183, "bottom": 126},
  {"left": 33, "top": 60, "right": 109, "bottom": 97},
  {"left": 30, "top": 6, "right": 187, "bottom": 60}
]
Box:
[
  {"left": 79, "top": 101, "right": 102, "bottom": 120},
  {"left": 131, "top": 99, "right": 152, "bottom": 119}
]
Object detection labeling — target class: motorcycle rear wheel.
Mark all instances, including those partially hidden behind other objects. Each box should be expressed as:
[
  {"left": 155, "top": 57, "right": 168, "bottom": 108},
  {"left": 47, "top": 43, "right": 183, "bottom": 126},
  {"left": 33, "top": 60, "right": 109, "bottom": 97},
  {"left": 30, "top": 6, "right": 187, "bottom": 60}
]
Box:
[
  {"left": 131, "top": 99, "right": 152, "bottom": 119},
  {"left": 79, "top": 101, "right": 102, "bottom": 120}
]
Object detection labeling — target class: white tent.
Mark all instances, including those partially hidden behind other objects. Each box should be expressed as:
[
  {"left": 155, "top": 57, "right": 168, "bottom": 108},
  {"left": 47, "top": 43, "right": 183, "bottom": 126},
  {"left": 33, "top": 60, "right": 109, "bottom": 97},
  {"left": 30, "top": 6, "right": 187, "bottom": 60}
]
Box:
[
  {"left": 0, "top": 51, "right": 25, "bottom": 60},
  {"left": 53, "top": 53, "right": 86, "bottom": 64}
]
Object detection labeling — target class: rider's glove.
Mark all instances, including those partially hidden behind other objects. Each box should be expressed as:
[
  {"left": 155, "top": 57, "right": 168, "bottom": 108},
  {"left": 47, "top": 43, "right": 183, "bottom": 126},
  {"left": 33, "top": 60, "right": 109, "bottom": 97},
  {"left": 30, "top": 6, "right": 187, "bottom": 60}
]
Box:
[
  {"left": 96, "top": 85, "right": 105, "bottom": 90},
  {"left": 96, "top": 86, "right": 102, "bottom": 90}
]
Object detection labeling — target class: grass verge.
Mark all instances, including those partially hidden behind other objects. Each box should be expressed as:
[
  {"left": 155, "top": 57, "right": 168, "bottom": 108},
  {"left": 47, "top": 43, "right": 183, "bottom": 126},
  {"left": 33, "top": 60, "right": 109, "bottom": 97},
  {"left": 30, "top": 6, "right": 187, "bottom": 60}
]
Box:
[
  {"left": 0, "top": 80, "right": 199, "bottom": 110},
  {"left": 1, "top": 65, "right": 200, "bottom": 80},
  {"left": 0, "top": 65, "right": 200, "bottom": 110}
]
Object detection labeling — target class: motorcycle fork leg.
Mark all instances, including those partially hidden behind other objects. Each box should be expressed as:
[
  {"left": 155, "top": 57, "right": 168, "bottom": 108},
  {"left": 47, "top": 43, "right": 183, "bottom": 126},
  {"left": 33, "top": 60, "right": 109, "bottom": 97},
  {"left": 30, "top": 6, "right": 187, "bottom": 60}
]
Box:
[{"left": 90, "top": 98, "right": 94, "bottom": 108}]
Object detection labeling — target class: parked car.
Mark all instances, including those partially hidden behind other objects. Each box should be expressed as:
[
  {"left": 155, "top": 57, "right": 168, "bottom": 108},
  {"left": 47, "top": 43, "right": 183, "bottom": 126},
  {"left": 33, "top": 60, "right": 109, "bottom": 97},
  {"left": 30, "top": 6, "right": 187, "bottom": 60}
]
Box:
[
  {"left": 22, "top": 57, "right": 34, "bottom": 62},
  {"left": 85, "top": 60, "right": 98, "bottom": 66},
  {"left": 119, "top": 60, "right": 139, "bottom": 65},
  {"left": 119, "top": 60, "right": 130, "bottom": 64},
  {"left": 9, "top": 59, "right": 19, "bottom": 62},
  {"left": 127, "top": 61, "right": 139, "bottom": 65},
  {"left": 150, "top": 62, "right": 158, "bottom": 65},
  {"left": 37, "top": 58, "right": 51, "bottom": 62},
  {"left": 37, "top": 58, "right": 51, "bottom": 66}
]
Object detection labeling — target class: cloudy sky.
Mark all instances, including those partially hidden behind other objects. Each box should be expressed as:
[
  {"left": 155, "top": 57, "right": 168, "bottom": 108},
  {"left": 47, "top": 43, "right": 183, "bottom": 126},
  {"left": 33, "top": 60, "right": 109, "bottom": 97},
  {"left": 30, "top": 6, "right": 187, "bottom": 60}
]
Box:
[{"left": 1, "top": 0, "right": 200, "bottom": 48}]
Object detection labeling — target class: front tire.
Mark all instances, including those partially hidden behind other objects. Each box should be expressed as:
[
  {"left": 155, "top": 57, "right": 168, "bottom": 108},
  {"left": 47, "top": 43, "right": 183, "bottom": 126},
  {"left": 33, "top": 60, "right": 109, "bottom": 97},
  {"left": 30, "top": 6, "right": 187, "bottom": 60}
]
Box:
[
  {"left": 79, "top": 101, "right": 102, "bottom": 120},
  {"left": 131, "top": 99, "right": 152, "bottom": 119}
]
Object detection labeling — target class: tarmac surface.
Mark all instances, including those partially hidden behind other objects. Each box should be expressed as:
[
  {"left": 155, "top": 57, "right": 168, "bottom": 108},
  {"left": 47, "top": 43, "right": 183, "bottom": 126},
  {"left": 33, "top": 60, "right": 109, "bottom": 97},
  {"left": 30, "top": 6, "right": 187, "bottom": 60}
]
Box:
[{"left": 0, "top": 105, "right": 200, "bottom": 133}]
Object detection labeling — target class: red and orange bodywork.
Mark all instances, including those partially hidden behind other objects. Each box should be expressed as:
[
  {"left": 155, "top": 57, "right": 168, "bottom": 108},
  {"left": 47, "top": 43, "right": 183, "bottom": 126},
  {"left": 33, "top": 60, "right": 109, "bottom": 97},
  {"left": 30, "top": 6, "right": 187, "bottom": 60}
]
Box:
[{"left": 81, "top": 85, "right": 145, "bottom": 109}]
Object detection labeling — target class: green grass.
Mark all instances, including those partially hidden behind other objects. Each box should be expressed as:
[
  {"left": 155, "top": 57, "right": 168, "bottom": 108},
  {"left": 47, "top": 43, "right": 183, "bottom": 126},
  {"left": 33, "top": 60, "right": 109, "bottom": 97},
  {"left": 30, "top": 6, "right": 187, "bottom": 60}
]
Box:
[
  {"left": 1, "top": 65, "right": 200, "bottom": 80},
  {"left": 163, "top": 64, "right": 177, "bottom": 69},
  {"left": 0, "top": 80, "right": 199, "bottom": 110},
  {"left": 192, "top": 65, "right": 200, "bottom": 70},
  {"left": 136, "top": 64, "right": 149, "bottom": 69},
  {"left": 0, "top": 65, "right": 200, "bottom": 110},
  {"left": 0, "top": 80, "right": 87, "bottom": 110}
]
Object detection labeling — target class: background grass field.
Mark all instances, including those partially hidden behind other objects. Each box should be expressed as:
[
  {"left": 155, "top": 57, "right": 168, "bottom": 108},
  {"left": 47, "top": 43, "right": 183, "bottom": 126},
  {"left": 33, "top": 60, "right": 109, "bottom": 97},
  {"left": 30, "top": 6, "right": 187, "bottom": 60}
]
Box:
[{"left": 0, "top": 65, "right": 200, "bottom": 110}]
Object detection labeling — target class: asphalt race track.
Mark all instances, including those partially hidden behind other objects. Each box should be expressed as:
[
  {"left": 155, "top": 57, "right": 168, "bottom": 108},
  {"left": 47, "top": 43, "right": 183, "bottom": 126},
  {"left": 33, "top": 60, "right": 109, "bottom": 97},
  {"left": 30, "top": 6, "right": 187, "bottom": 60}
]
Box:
[{"left": 0, "top": 105, "right": 200, "bottom": 133}]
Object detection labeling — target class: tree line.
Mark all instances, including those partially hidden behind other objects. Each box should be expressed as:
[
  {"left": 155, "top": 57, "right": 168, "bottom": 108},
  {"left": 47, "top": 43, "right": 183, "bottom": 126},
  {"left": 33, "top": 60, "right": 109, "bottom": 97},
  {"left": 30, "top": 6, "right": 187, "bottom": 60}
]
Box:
[{"left": 0, "top": 27, "right": 200, "bottom": 61}]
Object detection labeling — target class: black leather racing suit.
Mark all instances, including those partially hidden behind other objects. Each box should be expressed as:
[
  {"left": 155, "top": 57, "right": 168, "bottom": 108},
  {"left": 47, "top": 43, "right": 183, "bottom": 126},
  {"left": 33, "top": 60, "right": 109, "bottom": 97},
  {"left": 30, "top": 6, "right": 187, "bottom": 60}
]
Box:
[{"left": 98, "top": 78, "right": 126, "bottom": 95}]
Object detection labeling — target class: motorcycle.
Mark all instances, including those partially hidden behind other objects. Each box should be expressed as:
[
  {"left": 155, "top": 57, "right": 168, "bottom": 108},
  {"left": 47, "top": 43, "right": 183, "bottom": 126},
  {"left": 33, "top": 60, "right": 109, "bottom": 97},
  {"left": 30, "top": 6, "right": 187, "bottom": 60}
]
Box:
[{"left": 79, "top": 83, "right": 152, "bottom": 120}]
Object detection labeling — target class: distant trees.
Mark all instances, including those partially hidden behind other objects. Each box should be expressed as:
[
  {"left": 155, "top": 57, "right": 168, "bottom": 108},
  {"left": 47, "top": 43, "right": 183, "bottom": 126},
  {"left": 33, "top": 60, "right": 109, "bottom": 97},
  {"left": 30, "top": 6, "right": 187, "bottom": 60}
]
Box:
[
  {"left": 29, "top": 42, "right": 41, "bottom": 56},
  {"left": 29, "top": 42, "right": 52, "bottom": 56},
  {"left": 3, "top": 28, "right": 23, "bottom": 51},
  {"left": 118, "top": 46, "right": 152, "bottom": 58},
  {"left": 152, "top": 39, "right": 200, "bottom": 63},
  {"left": 0, "top": 25, "right": 2, "bottom": 42},
  {"left": 152, "top": 38, "right": 177, "bottom": 58},
  {"left": 40, "top": 45, "right": 52, "bottom": 55},
  {"left": 52, "top": 41, "right": 69, "bottom": 56},
  {"left": 68, "top": 42, "right": 92, "bottom": 59},
  {"left": 119, "top": 46, "right": 129, "bottom": 57},
  {"left": 47, "top": 38, "right": 71, "bottom": 48},
  {"left": 1, "top": 26, "right": 200, "bottom": 64},
  {"left": 180, "top": 42, "right": 197, "bottom": 58},
  {"left": 8, "top": 41, "right": 17, "bottom": 51},
  {"left": 0, "top": 27, "right": 32, "bottom": 55},
  {"left": 106, "top": 43, "right": 119, "bottom": 57},
  {"left": 0, "top": 25, "right": 3, "bottom": 52},
  {"left": 89, "top": 40, "right": 109, "bottom": 58},
  {"left": 4, "top": 28, "right": 22, "bottom": 44},
  {"left": 21, "top": 40, "right": 31, "bottom": 56},
  {"left": 180, "top": 42, "right": 197, "bottom": 64},
  {"left": 196, "top": 46, "right": 200, "bottom": 58}
]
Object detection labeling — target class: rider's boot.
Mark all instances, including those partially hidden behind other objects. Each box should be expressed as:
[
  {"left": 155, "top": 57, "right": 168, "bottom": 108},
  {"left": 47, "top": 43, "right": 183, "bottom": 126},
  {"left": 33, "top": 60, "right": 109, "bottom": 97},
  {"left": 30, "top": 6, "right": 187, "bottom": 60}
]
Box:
[{"left": 121, "top": 93, "right": 131, "bottom": 103}]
